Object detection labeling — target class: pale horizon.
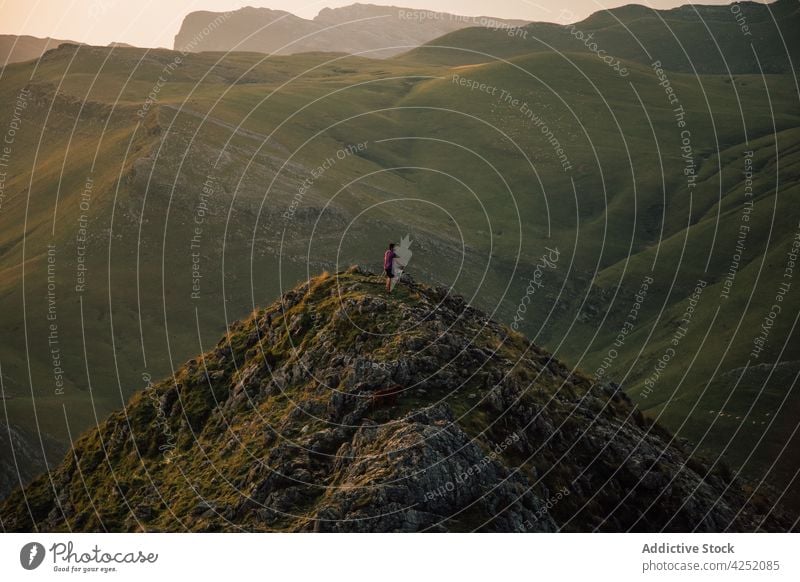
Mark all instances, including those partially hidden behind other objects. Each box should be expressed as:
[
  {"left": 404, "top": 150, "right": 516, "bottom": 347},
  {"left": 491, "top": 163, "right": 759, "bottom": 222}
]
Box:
[{"left": 0, "top": 0, "right": 771, "bottom": 49}]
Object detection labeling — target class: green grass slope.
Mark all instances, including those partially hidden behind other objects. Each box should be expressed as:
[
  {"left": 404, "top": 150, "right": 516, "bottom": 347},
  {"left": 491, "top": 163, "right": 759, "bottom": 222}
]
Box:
[{"left": 401, "top": 0, "right": 800, "bottom": 72}]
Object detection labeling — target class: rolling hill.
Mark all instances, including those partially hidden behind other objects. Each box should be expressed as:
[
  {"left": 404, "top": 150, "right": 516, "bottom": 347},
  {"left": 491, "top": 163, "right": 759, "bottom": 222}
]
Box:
[{"left": 403, "top": 0, "right": 800, "bottom": 72}]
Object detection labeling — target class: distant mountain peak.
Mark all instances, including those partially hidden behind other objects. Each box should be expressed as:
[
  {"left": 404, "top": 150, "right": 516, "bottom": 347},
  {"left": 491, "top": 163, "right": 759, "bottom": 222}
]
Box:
[
  {"left": 173, "top": 3, "right": 527, "bottom": 58},
  {"left": 0, "top": 34, "right": 78, "bottom": 65}
]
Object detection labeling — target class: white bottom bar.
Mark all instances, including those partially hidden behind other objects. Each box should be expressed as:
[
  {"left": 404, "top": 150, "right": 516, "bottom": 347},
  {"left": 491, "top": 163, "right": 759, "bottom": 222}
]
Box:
[{"left": 2, "top": 533, "right": 798, "bottom": 581}]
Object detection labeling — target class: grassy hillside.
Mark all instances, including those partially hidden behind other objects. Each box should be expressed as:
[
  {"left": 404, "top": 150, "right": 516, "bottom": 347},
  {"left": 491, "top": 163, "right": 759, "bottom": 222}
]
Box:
[
  {"left": 402, "top": 0, "right": 800, "bottom": 72},
  {"left": 0, "top": 11, "right": 798, "bottom": 508}
]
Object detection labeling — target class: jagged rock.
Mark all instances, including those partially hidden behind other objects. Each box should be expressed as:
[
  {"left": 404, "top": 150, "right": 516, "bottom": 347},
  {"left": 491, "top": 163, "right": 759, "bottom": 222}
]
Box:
[{"left": 0, "top": 271, "right": 792, "bottom": 532}]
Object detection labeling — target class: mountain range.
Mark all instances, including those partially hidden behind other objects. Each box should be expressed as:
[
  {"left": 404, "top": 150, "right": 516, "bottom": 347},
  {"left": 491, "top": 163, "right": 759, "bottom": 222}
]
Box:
[
  {"left": 0, "top": 35, "right": 75, "bottom": 65},
  {"left": 176, "top": 1, "right": 800, "bottom": 72},
  {"left": 174, "top": 4, "right": 528, "bottom": 58}
]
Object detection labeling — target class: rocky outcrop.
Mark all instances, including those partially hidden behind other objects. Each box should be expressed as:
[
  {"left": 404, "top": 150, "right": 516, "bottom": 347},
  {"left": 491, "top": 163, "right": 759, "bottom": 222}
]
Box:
[
  {"left": 0, "top": 35, "right": 76, "bottom": 66},
  {"left": 173, "top": 4, "right": 527, "bottom": 58},
  {"left": 0, "top": 269, "right": 791, "bottom": 531}
]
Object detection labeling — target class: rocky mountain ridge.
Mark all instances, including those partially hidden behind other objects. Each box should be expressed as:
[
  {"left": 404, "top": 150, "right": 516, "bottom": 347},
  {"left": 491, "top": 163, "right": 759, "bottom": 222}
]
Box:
[
  {"left": 173, "top": 3, "right": 527, "bottom": 58},
  {"left": 0, "top": 269, "right": 789, "bottom": 532},
  {"left": 0, "top": 34, "right": 76, "bottom": 65}
]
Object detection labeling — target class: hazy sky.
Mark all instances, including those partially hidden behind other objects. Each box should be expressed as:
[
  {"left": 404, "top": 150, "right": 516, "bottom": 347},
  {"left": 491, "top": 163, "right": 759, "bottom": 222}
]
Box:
[{"left": 0, "top": 0, "right": 764, "bottom": 49}]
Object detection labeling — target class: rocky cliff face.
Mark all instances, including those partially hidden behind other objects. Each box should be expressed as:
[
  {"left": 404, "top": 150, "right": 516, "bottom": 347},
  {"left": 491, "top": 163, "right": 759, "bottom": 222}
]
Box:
[
  {"left": 0, "top": 269, "right": 789, "bottom": 532},
  {"left": 0, "top": 35, "right": 76, "bottom": 65},
  {"left": 173, "top": 4, "right": 527, "bottom": 58}
]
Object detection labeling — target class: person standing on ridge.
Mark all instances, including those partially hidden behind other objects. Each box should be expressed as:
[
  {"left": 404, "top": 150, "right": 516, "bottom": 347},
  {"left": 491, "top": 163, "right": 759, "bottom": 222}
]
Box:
[{"left": 384, "top": 242, "right": 396, "bottom": 293}]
